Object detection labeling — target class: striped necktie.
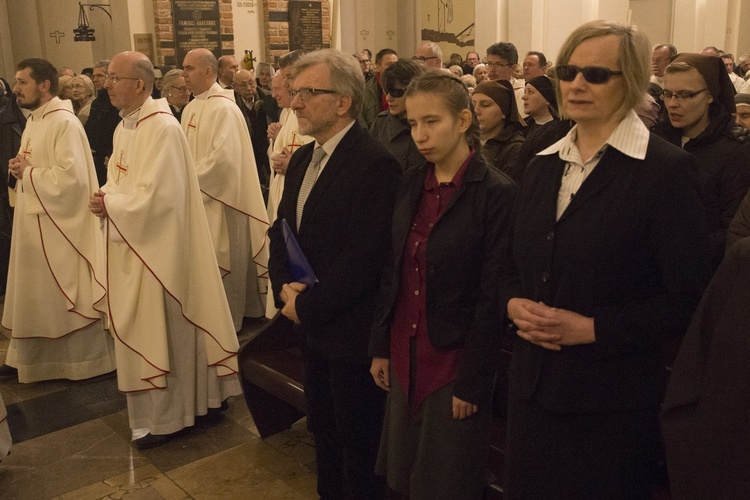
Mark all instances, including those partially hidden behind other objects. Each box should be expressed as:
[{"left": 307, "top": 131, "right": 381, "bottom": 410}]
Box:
[{"left": 296, "top": 146, "right": 327, "bottom": 228}]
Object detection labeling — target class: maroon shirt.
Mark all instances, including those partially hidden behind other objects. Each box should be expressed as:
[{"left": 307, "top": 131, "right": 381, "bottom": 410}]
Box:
[{"left": 390, "top": 150, "right": 475, "bottom": 411}]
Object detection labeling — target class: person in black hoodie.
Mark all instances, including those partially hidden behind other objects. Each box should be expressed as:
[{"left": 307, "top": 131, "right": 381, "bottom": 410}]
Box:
[{"left": 654, "top": 53, "right": 750, "bottom": 269}]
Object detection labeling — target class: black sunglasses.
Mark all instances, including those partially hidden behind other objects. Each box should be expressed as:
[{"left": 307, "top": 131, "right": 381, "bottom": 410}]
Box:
[
  {"left": 556, "top": 65, "right": 623, "bottom": 84},
  {"left": 385, "top": 87, "right": 407, "bottom": 98}
]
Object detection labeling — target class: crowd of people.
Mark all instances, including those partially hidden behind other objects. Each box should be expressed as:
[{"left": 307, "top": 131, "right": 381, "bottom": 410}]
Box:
[{"left": 1, "top": 16, "right": 749, "bottom": 499}]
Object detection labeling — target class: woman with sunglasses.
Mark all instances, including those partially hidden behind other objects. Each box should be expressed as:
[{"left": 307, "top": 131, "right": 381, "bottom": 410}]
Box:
[
  {"left": 370, "top": 72, "right": 516, "bottom": 498},
  {"left": 370, "top": 59, "right": 426, "bottom": 172},
  {"left": 653, "top": 53, "right": 750, "bottom": 269},
  {"left": 161, "top": 69, "right": 191, "bottom": 122},
  {"left": 500, "top": 20, "right": 711, "bottom": 498}
]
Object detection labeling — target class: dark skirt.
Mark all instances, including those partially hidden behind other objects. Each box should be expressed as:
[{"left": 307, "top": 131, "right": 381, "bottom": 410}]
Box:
[
  {"left": 376, "top": 371, "right": 492, "bottom": 499},
  {"left": 505, "top": 395, "right": 663, "bottom": 500}
]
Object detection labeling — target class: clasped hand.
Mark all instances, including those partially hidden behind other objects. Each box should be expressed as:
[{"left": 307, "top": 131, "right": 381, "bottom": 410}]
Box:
[
  {"left": 279, "top": 282, "right": 307, "bottom": 324},
  {"left": 507, "top": 298, "right": 595, "bottom": 351},
  {"left": 88, "top": 190, "right": 107, "bottom": 218},
  {"left": 8, "top": 154, "right": 30, "bottom": 179}
]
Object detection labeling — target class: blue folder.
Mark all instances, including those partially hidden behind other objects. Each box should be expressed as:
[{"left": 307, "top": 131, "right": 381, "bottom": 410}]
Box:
[{"left": 282, "top": 219, "right": 318, "bottom": 287}]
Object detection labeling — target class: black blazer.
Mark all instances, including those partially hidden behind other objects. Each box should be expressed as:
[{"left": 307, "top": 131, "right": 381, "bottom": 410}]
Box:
[
  {"left": 268, "top": 121, "right": 401, "bottom": 362},
  {"left": 499, "top": 134, "right": 712, "bottom": 413},
  {"left": 370, "top": 154, "right": 517, "bottom": 406}
]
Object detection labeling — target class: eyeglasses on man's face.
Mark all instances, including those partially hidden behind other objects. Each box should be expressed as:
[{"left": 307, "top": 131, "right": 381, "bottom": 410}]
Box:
[
  {"left": 289, "top": 87, "right": 337, "bottom": 101},
  {"left": 104, "top": 74, "right": 140, "bottom": 84},
  {"left": 412, "top": 56, "right": 439, "bottom": 62}
]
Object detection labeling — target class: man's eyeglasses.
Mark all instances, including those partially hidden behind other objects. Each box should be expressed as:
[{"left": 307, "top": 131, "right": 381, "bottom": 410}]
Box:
[
  {"left": 659, "top": 88, "right": 708, "bottom": 102},
  {"left": 358, "top": 59, "right": 371, "bottom": 65},
  {"left": 289, "top": 87, "right": 337, "bottom": 101},
  {"left": 172, "top": 86, "right": 189, "bottom": 94},
  {"left": 555, "top": 65, "right": 623, "bottom": 84},
  {"left": 104, "top": 75, "right": 140, "bottom": 84},
  {"left": 385, "top": 87, "right": 406, "bottom": 98},
  {"left": 233, "top": 81, "right": 256, "bottom": 88},
  {"left": 412, "top": 56, "right": 439, "bottom": 62},
  {"left": 486, "top": 61, "right": 511, "bottom": 69}
]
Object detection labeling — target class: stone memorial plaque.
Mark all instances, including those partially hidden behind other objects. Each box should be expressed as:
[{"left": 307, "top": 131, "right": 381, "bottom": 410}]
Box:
[
  {"left": 173, "top": 0, "right": 222, "bottom": 64},
  {"left": 133, "top": 33, "right": 155, "bottom": 62},
  {"left": 288, "top": 1, "right": 322, "bottom": 51}
]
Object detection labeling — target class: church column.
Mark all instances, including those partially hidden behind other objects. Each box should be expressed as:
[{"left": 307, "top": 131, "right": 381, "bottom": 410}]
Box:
[
  {"left": 339, "top": 0, "right": 357, "bottom": 53},
  {"left": 672, "top": 0, "right": 731, "bottom": 53},
  {"left": 504, "top": 0, "right": 629, "bottom": 64},
  {"left": 0, "top": 0, "right": 14, "bottom": 78}
]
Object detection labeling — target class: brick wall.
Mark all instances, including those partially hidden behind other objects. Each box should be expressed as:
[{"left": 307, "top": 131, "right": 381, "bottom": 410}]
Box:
[
  {"left": 151, "top": 0, "right": 330, "bottom": 67},
  {"left": 263, "top": 0, "right": 331, "bottom": 63},
  {"left": 152, "top": 0, "right": 235, "bottom": 67}
]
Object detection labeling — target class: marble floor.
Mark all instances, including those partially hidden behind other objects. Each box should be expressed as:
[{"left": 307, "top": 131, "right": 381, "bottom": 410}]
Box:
[{"left": 0, "top": 319, "right": 319, "bottom": 500}]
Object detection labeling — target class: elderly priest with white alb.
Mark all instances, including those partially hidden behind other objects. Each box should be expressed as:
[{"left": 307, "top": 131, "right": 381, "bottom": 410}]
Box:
[{"left": 89, "top": 51, "right": 242, "bottom": 449}]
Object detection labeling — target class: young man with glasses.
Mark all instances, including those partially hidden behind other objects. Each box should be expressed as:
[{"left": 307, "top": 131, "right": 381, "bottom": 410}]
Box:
[
  {"left": 361, "top": 48, "right": 398, "bottom": 128},
  {"left": 486, "top": 41, "right": 526, "bottom": 117}
]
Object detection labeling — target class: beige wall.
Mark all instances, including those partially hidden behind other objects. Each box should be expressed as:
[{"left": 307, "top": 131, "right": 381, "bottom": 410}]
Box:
[
  {"left": 629, "top": 0, "right": 673, "bottom": 49},
  {"left": 0, "top": 0, "right": 14, "bottom": 79}
]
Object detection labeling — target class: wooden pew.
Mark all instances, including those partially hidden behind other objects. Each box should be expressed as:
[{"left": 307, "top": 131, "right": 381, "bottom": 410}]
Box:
[{"left": 237, "top": 312, "right": 307, "bottom": 439}]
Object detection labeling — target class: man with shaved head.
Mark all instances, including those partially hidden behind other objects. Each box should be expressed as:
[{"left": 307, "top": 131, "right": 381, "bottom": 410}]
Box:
[
  {"left": 89, "top": 51, "right": 241, "bottom": 449},
  {"left": 181, "top": 48, "right": 270, "bottom": 331},
  {"left": 217, "top": 55, "right": 239, "bottom": 89},
  {"left": 232, "top": 69, "right": 270, "bottom": 199}
]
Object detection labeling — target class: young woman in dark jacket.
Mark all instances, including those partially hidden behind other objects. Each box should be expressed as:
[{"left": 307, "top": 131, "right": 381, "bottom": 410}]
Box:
[{"left": 370, "top": 72, "right": 517, "bottom": 499}]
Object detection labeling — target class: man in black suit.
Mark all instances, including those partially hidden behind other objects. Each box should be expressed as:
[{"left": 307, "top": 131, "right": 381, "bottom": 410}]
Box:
[
  {"left": 232, "top": 69, "right": 270, "bottom": 201},
  {"left": 268, "top": 49, "right": 401, "bottom": 499}
]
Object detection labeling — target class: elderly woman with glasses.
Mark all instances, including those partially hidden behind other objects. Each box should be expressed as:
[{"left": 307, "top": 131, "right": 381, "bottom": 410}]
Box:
[
  {"left": 653, "top": 53, "right": 750, "bottom": 269},
  {"left": 160, "top": 69, "right": 191, "bottom": 121},
  {"left": 500, "top": 20, "right": 711, "bottom": 499},
  {"left": 70, "top": 75, "right": 96, "bottom": 125}
]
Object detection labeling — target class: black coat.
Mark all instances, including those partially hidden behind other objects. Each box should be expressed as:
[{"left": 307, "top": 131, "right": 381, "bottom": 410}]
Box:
[
  {"left": 369, "top": 154, "right": 517, "bottom": 406},
  {"left": 654, "top": 105, "right": 750, "bottom": 268},
  {"left": 369, "top": 111, "right": 425, "bottom": 173},
  {"left": 234, "top": 91, "right": 271, "bottom": 196},
  {"left": 0, "top": 95, "right": 24, "bottom": 233},
  {"left": 481, "top": 124, "right": 525, "bottom": 183},
  {"left": 661, "top": 236, "right": 750, "bottom": 499},
  {"left": 84, "top": 88, "right": 121, "bottom": 186},
  {"left": 268, "top": 122, "right": 401, "bottom": 361},
  {"left": 499, "top": 134, "right": 712, "bottom": 413}
]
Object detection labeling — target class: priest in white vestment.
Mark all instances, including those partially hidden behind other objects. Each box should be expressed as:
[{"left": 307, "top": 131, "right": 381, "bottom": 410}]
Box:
[
  {"left": 3, "top": 58, "right": 114, "bottom": 383},
  {"left": 181, "top": 48, "right": 269, "bottom": 332},
  {"left": 90, "top": 52, "right": 241, "bottom": 449},
  {"left": 265, "top": 69, "right": 312, "bottom": 318}
]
